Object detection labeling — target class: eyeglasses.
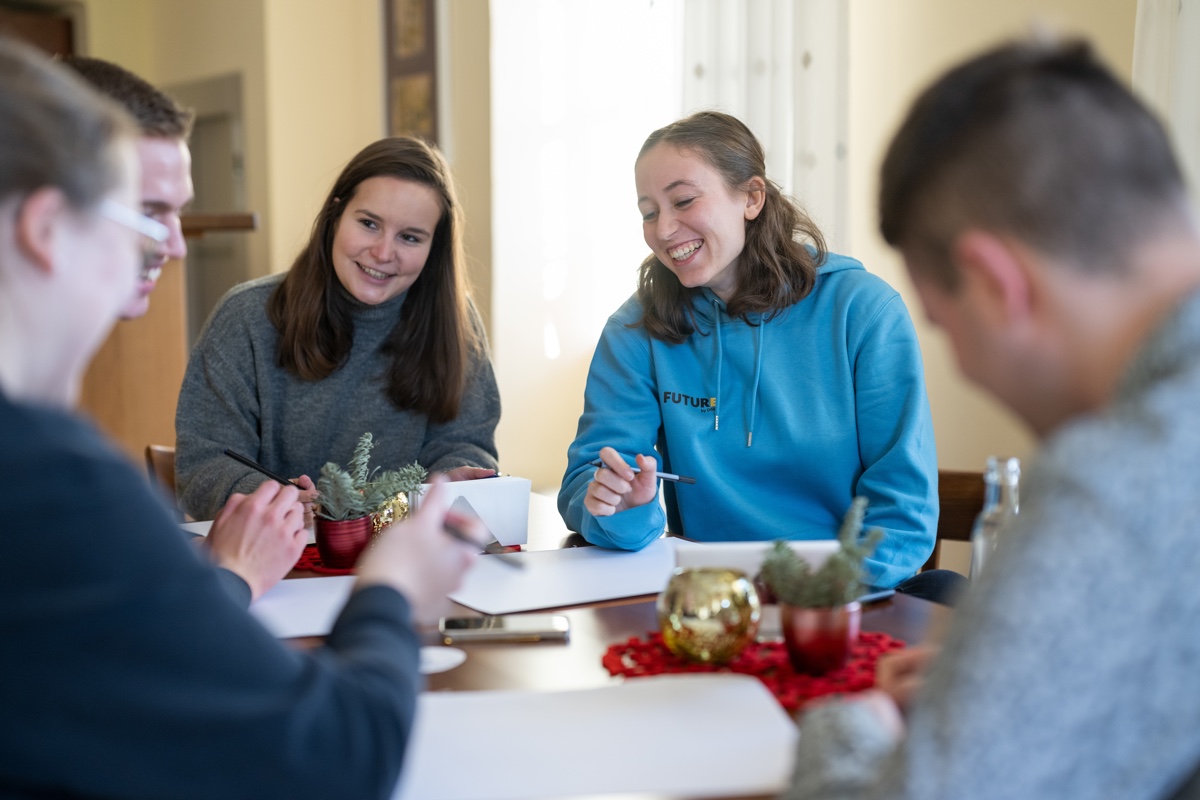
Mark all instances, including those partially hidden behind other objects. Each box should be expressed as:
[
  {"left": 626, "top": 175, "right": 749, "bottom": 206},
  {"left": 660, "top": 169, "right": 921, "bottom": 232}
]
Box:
[{"left": 98, "top": 198, "right": 169, "bottom": 244}]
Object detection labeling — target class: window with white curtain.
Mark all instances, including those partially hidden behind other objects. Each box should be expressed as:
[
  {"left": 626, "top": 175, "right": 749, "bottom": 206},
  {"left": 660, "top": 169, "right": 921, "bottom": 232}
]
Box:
[
  {"left": 683, "top": 0, "right": 849, "bottom": 250},
  {"left": 1133, "top": 0, "right": 1200, "bottom": 200}
]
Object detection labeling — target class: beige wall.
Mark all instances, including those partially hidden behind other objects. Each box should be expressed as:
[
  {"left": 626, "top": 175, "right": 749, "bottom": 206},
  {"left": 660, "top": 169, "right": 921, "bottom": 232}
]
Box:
[
  {"left": 80, "top": 0, "right": 388, "bottom": 280},
  {"left": 440, "top": 0, "right": 493, "bottom": 334},
  {"left": 262, "top": 0, "right": 386, "bottom": 274},
  {"left": 81, "top": 0, "right": 272, "bottom": 280},
  {"left": 846, "top": 0, "right": 1138, "bottom": 470}
]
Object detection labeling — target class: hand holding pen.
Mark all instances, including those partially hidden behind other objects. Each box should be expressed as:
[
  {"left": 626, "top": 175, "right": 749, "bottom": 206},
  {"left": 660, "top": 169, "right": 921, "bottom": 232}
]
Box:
[
  {"left": 223, "top": 449, "right": 319, "bottom": 526},
  {"left": 584, "top": 446, "right": 691, "bottom": 519},
  {"left": 223, "top": 448, "right": 520, "bottom": 568}
]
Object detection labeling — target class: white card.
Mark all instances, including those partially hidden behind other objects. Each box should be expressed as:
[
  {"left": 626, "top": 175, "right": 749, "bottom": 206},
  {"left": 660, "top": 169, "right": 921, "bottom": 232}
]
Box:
[{"left": 413, "top": 476, "right": 532, "bottom": 546}]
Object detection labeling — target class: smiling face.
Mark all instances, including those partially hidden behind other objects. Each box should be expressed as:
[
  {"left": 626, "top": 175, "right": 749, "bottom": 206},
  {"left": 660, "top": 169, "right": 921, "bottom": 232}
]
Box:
[
  {"left": 635, "top": 143, "right": 763, "bottom": 302},
  {"left": 120, "top": 136, "right": 193, "bottom": 319},
  {"left": 330, "top": 175, "right": 443, "bottom": 306}
]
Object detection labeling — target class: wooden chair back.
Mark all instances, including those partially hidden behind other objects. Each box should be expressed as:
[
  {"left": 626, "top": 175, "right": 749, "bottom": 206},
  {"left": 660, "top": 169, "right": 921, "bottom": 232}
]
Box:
[
  {"left": 923, "top": 469, "right": 986, "bottom": 572},
  {"left": 144, "top": 444, "right": 177, "bottom": 500}
]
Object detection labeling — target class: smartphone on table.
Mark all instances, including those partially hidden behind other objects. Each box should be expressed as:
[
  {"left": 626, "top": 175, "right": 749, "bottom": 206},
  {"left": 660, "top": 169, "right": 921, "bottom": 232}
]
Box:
[{"left": 438, "top": 614, "right": 570, "bottom": 644}]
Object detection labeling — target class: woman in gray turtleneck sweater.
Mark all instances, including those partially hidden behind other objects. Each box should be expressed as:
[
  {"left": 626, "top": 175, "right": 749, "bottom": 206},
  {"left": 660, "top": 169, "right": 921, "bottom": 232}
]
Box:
[{"left": 176, "top": 137, "right": 500, "bottom": 521}]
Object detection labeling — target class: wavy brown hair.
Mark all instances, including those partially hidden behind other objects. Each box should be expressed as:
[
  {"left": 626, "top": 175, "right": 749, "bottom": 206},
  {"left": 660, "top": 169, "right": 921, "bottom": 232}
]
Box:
[
  {"left": 267, "top": 137, "right": 480, "bottom": 423},
  {"left": 635, "top": 111, "right": 827, "bottom": 344}
]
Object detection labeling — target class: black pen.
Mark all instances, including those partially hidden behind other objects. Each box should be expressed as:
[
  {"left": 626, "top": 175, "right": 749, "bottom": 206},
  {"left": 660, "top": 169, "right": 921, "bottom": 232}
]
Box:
[
  {"left": 223, "top": 448, "right": 300, "bottom": 488},
  {"left": 443, "top": 520, "right": 525, "bottom": 569},
  {"left": 588, "top": 458, "right": 697, "bottom": 485}
]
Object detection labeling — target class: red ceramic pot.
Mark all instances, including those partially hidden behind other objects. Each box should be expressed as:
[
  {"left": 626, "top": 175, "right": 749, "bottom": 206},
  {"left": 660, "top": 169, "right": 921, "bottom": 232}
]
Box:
[
  {"left": 780, "top": 601, "right": 862, "bottom": 676},
  {"left": 315, "top": 515, "right": 372, "bottom": 569}
]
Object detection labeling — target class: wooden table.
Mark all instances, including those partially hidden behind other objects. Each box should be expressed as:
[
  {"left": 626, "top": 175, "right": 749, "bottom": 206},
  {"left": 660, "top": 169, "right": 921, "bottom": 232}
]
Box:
[
  {"left": 293, "top": 495, "right": 940, "bottom": 688},
  {"left": 424, "top": 591, "right": 936, "bottom": 694},
  {"left": 292, "top": 495, "right": 942, "bottom": 799}
]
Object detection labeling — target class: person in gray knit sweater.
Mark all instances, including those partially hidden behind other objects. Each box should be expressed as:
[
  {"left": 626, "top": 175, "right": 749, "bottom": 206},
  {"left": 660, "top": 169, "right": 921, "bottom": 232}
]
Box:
[
  {"left": 784, "top": 39, "right": 1200, "bottom": 799},
  {"left": 176, "top": 137, "right": 500, "bottom": 521}
]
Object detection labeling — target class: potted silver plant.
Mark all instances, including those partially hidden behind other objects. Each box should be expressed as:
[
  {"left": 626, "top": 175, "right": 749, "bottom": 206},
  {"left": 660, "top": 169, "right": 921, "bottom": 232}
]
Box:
[
  {"left": 759, "top": 497, "right": 883, "bottom": 675},
  {"left": 315, "top": 432, "right": 426, "bottom": 568}
]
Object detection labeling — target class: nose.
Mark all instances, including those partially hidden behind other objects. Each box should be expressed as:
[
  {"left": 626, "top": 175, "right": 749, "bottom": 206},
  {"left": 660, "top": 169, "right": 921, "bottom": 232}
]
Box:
[
  {"left": 369, "top": 236, "right": 394, "bottom": 264},
  {"left": 164, "top": 215, "right": 187, "bottom": 261},
  {"left": 654, "top": 209, "right": 677, "bottom": 243}
]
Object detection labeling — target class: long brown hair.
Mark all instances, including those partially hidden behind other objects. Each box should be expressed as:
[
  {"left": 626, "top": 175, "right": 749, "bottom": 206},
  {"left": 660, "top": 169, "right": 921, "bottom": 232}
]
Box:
[
  {"left": 635, "top": 111, "right": 827, "bottom": 344},
  {"left": 267, "top": 137, "right": 480, "bottom": 423}
]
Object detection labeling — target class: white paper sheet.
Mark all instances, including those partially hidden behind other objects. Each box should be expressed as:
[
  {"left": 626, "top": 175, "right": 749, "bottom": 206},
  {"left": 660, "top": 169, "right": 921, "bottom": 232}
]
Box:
[
  {"left": 392, "top": 673, "right": 799, "bottom": 800},
  {"left": 180, "top": 520, "right": 213, "bottom": 536},
  {"left": 249, "top": 576, "right": 355, "bottom": 638},
  {"left": 448, "top": 538, "right": 675, "bottom": 614},
  {"left": 413, "top": 476, "right": 532, "bottom": 546},
  {"left": 673, "top": 538, "right": 839, "bottom": 577}
]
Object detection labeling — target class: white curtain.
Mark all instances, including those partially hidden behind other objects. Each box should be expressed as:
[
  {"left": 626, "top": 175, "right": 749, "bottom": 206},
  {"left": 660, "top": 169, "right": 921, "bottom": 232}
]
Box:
[
  {"left": 682, "top": 0, "right": 849, "bottom": 250},
  {"left": 488, "top": 0, "right": 685, "bottom": 490},
  {"left": 1133, "top": 0, "right": 1200, "bottom": 200}
]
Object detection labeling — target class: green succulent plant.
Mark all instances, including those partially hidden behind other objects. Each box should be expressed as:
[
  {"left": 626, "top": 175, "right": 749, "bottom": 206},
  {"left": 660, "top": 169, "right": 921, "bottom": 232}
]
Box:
[
  {"left": 759, "top": 497, "right": 884, "bottom": 608},
  {"left": 316, "top": 433, "right": 427, "bottom": 521}
]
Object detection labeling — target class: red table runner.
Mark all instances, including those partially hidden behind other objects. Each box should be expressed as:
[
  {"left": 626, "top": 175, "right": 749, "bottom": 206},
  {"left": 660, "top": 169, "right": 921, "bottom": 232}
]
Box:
[{"left": 602, "top": 630, "right": 906, "bottom": 712}]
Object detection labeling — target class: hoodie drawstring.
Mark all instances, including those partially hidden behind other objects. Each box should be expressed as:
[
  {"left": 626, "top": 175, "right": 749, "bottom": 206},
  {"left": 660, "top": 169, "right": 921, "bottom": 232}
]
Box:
[
  {"left": 712, "top": 299, "right": 722, "bottom": 432},
  {"left": 747, "top": 323, "right": 763, "bottom": 447},
  {"left": 710, "top": 298, "right": 762, "bottom": 447}
]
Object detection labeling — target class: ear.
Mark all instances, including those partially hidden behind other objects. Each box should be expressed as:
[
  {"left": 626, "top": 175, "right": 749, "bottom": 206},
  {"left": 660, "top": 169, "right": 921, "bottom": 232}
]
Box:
[
  {"left": 14, "top": 187, "right": 67, "bottom": 275},
  {"left": 950, "top": 230, "right": 1035, "bottom": 323},
  {"left": 743, "top": 176, "right": 766, "bottom": 221}
]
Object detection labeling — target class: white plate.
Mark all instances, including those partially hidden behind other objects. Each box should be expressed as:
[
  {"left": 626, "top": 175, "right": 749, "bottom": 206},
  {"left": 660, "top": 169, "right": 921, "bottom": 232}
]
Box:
[{"left": 419, "top": 646, "right": 467, "bottom": 675}]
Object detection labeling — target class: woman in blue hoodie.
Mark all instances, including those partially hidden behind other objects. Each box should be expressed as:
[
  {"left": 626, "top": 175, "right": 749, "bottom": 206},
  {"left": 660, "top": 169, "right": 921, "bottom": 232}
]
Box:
[{"left": 559, "top": 111, "right": 945, "bottom": 596}]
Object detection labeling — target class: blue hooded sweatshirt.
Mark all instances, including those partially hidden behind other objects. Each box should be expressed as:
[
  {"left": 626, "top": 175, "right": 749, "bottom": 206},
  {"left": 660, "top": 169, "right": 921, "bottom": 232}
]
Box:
[{"left": 558, "top": 253, "right": 937, "bottom": 588}]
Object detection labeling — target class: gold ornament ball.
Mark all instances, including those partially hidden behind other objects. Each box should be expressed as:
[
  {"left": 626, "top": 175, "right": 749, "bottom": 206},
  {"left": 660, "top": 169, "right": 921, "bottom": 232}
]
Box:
[
  {"left": 371, "top": 492, "right": 411, "bottom": 537},
  {"left": 657, "top": 567, "right": 762, "bottom": 664}
]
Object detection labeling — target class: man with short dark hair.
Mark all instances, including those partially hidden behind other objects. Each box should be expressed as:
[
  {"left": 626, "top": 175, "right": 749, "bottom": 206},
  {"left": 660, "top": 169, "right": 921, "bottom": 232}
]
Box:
[
  {"left": 784, "top": 39, "right": 1200, "bottom": 799},
  {"left": 63, "top": 56, "right": 304, "bottom": 602},
  {"left": 63, "top": 56, "right": 194, "bottom": 320}
]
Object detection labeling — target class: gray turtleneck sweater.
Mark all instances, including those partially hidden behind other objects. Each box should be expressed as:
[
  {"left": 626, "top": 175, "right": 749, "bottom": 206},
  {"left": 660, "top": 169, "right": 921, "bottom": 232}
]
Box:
[
  {"left": 783, "top": 289, "right": 1200, "bottom": 799},
  {"left": 175, "top": 273, "right": 500, "bottom": 520}
]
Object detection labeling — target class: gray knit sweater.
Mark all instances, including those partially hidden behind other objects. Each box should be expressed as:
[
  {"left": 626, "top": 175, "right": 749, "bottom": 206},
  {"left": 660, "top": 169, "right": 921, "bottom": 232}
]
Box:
[
  {"left": 175, "top": 274, "right": 500, "bottom": 520},
  {"left": 784, "top": 289, "right": 1200, "bottom": 799}
]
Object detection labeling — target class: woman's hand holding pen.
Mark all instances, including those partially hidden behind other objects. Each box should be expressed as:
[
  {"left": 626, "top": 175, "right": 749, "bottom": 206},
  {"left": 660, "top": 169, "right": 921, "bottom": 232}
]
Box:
[
  {"left": 584, "top": 446, "right": 659, "bottom": 517},
  {"left": 289, "top": 474, "right": 319, "bottom": 528}
]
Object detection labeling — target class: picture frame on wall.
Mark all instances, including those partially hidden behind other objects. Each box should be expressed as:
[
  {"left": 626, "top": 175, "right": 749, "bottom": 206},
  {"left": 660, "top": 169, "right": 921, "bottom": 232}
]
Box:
[{"left": 385, "top": 0, "right": 438, "bottom": 143}]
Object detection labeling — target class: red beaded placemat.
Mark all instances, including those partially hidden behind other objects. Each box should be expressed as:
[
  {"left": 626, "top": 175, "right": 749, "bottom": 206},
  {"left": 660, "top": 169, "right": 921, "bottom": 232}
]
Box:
[
  {"left": 602, "top": 630, "right": 906, "bottom": 712},
  {"left": 292, "top": 544, "right": 355, "bottom": 575}
]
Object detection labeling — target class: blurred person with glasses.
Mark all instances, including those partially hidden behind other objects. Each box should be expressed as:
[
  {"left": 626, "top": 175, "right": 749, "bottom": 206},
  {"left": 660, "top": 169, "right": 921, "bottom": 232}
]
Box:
[{"left": 0, "top": 37, "right": 480, "bottom": 800}]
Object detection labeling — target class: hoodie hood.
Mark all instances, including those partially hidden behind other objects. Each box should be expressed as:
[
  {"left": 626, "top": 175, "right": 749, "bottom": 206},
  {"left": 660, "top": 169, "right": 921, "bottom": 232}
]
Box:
[{"left": 688, "top": 253, "right": 868, "bottom": 445}]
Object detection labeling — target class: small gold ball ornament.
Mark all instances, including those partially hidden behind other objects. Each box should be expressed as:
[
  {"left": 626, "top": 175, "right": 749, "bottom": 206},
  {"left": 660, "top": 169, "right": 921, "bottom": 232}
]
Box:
[
  {"left": 657, "top": 567, "right": 762, "bottom": 664},
  {"left": 371, "top": 491, "right": 411, "bottom": 536}
]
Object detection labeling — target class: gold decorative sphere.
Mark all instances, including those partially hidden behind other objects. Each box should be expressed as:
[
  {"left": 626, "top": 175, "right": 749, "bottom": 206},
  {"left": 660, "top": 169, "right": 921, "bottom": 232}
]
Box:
[
  {"left": 657, "top": 567, "right": 762, "bottom": 664},
  {"left": 371, "top": 491, "right": 410, "bottom": 536}
]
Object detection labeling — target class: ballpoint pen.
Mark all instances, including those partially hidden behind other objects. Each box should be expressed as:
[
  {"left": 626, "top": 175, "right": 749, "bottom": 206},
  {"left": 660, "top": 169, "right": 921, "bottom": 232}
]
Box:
[
  {"left": 588, "top": 458, "right": 697, "bottom": 485},
  {"left": 223, "top": 448, "right": 301, "bottom": 487}
]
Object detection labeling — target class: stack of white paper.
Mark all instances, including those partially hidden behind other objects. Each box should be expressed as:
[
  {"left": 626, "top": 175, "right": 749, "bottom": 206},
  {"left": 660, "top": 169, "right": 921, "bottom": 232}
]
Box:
[{"left": 392, "top": 673, "right": 799, "bottom": 800}]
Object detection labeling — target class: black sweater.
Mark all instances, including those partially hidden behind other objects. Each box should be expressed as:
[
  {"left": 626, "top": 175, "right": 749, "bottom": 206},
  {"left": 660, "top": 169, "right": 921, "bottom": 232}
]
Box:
[{"left": 0, "top": 392, "right": 421, "bottom": 799}]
